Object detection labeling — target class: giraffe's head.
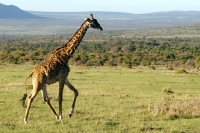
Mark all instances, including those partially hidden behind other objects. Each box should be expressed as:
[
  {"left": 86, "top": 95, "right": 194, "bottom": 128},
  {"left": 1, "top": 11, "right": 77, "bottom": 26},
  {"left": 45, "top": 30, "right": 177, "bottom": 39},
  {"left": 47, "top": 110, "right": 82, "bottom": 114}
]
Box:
[{"left": 85, "top": 14, "right": 103, "bottom": 31}]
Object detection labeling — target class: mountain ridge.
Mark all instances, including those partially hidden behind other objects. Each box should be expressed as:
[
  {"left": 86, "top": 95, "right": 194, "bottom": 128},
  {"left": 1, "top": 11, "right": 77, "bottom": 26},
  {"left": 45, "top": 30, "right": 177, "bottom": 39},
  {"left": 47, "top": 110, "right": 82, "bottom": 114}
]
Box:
[
  {"left": 1, "top": 3, "right": 200, "bottom": 20},
  {"left": 1, "top": 3, "right": 200, "bottom": 37},
  {"left": 28, "top": 10, "right": 200, "bottom": 19},
  {"left": 0, "top": 3, "right": 46, "bottom": 19}
]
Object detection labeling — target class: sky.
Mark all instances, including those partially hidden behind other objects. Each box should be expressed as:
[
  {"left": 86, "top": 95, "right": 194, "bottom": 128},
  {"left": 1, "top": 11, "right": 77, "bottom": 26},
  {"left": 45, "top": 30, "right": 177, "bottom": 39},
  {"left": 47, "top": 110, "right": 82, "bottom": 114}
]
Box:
[{"left": 0, "top": 0, "right": 199, "bottom": 14}]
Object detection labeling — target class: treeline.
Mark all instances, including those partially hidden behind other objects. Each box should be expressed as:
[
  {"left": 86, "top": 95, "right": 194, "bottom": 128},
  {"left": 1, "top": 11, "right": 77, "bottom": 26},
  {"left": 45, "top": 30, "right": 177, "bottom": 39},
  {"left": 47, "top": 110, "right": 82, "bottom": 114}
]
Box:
[{"left": 1, "top": 36, "right": 200, "bottom": 69}]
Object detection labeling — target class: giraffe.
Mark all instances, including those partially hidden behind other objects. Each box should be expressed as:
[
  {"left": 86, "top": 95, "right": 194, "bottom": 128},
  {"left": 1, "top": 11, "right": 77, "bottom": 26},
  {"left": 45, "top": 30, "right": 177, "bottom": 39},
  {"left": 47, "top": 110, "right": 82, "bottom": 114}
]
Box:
[{"left": 20, "top": 14, "right": 103, "bottom": 124}]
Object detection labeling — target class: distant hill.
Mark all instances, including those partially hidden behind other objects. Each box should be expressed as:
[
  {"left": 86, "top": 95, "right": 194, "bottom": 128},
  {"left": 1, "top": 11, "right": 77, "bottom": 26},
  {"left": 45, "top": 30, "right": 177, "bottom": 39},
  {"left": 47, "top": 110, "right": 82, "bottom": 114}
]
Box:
[
  {"left": 28, "top": 11, "right": 135, "bottom": 19},
  {"left": 138, "top": 11, "right": 200, "bottom": 18},
  {"left": 28, "top": 11, "right": 200, "bottom": 29},
  {"left": 29, "top": 10, "right": 200, "bottom": 20},
  {"left": 0, "top": 3, "right": 45, "bottom": 19},
  {"left": 1, "top": 4, "right": 200, "bottom": 37}
]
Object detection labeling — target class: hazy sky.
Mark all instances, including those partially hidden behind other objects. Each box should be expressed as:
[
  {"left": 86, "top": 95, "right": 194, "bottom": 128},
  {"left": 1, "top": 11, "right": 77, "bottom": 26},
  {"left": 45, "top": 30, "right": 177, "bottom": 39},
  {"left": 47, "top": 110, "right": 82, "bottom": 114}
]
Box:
[{"left": 1, "top": 0, "right": 199, "bottom": 14}]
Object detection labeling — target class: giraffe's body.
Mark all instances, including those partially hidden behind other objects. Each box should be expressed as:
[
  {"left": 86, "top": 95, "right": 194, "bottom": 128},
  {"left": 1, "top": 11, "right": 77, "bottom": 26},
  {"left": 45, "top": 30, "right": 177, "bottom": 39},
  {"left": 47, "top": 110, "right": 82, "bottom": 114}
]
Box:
[{"left": 21, "top": 14, "right": 102, "bottom": 124}]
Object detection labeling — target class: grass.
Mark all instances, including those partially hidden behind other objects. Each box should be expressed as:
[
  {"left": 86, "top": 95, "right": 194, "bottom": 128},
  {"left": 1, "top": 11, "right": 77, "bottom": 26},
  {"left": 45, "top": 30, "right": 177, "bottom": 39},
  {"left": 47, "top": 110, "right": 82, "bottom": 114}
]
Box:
[{"left": 0, "top": 64, "right": 200, "bottom": 132}]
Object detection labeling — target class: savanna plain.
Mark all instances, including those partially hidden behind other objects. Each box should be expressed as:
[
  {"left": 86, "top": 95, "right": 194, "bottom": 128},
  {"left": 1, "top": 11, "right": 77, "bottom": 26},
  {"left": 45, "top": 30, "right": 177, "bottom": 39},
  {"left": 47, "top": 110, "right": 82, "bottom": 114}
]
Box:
[
  {"left": 0, "top": 64, "right": 200, "bottom": 132},
  {"left": 1, "top": 12, "right": 200, "bottom": 133}
]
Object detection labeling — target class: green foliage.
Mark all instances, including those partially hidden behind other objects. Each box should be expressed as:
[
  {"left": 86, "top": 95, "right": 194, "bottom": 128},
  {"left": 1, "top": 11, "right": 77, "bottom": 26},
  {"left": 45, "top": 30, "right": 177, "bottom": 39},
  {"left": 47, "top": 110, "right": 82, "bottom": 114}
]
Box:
[
  {"left": 1, "top": 35, "right": 200, "bottom": 69},
  {"left": 194, "top": 56, "right": 200, "bottom": 69}
]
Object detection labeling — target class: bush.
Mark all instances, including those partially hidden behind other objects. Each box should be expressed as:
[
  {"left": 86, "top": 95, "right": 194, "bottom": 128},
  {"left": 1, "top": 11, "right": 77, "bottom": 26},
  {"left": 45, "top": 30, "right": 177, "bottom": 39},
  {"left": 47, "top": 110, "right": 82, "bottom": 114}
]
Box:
[
  {"left": 167, "top": 65, "right": 174, "bottom": 70},
  {"left": 176, "top": 69, "right": 188, "bottom": 74},
  {"left": 140, "top": 60, "right": 150, "bottom": 66},
  {"left": 149, "top": 66, "right": 155, "bottom": 70},
  {"left": 162, "top": 87, "right": 174, "bottom": 94}
]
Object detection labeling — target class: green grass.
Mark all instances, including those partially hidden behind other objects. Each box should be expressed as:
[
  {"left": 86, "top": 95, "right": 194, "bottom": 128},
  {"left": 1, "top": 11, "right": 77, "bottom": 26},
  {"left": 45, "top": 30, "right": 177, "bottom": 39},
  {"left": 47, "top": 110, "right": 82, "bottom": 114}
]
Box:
[{"left": 0, "top": 64, "right": 200, "bottom": 132}]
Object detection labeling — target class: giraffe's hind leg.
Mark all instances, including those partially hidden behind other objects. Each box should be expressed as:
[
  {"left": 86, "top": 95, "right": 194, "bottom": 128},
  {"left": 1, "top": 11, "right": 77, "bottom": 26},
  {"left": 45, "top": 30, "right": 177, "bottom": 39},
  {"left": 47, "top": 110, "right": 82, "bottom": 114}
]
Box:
[
  {"left": 41, "top": 85, "right": 59, "bottom": 120},
  {"left": 65, "top": 79, "right": 79, "bottom": 118},
  {"left": 24, "top": 88, "right": 39, "bottom": 124}
]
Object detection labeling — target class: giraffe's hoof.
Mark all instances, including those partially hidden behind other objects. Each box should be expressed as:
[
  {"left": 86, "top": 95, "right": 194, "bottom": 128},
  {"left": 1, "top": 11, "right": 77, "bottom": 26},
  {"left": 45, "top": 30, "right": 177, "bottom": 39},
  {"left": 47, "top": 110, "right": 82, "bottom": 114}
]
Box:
[
  {"left": 56, "top": 116, "right": 62, "bottom": 122},
  {"left": 58, "top": 119, "right": 63, "bottom": 122},
  {"left": 24, "top": 118, "right": 28, "bottom": 124},
  {"left": 69, "top": 108, "right": 74, "bottom": 118},
  {"left": 56, "top": 115, "right": 62, "bottom": 122}
]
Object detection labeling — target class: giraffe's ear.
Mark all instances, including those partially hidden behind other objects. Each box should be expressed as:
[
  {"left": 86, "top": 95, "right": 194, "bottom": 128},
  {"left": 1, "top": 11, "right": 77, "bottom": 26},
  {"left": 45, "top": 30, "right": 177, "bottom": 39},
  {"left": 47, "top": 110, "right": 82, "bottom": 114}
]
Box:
[{"left": 90, "top": 14, "right": 94, "bottom": 20}]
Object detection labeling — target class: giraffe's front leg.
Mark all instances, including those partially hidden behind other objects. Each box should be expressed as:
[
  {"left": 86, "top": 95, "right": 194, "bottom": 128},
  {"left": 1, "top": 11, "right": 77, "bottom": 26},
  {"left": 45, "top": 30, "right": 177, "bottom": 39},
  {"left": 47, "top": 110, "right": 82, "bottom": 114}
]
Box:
[
  {"left": 65, "top": 79, "right": 78, "bottom": 118},
  {"left": 58, "top": 81, "right": 64, "bottom": 122}
]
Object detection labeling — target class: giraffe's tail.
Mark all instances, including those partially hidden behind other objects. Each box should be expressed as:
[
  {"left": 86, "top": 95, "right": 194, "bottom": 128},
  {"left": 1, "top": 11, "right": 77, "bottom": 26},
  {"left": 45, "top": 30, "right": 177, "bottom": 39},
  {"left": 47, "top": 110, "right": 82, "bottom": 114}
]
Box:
[{"left": 20, "top": 72, "right": 33, "bottom": 108}]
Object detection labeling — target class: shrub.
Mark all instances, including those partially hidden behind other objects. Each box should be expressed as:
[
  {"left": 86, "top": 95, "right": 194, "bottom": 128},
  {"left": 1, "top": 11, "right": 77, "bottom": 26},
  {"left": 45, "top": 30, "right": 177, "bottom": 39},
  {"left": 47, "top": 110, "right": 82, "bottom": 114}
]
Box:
[
  {"left": 149, "top": 66, "right": 155, "bottom": 70},
  {"left": 162, "top": 87, "right": 174, "bottom": 94},
  {"left": 167, "top": 65, "right": 174, "bottom": 70},
  {"left": 176, "top": 69, "right": 188, "bottom": 74}
]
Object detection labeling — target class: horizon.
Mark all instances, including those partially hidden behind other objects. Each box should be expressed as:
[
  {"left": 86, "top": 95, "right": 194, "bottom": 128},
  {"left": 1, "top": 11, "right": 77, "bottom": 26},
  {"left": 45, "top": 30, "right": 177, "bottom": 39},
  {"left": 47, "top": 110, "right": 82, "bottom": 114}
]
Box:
[
  {"left": 27, "top": 10, "right": 200, "bottom": 15},
  {"left": 25, "top": 10, "right": 200, "bottom": 15},
  {"left": 0, "top": 0, "right": 199, "bottom": 14}
]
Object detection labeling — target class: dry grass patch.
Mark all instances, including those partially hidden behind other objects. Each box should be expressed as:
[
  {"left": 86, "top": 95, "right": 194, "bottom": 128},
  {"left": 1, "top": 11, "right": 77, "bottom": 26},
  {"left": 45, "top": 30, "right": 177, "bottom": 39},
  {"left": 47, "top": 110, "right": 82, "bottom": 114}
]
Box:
[
  {"left": 151, "top": 95, "right": 200, "bottom": 119},
  {"left": 162, "top": 87, "right": 174, "bottom": 94}
]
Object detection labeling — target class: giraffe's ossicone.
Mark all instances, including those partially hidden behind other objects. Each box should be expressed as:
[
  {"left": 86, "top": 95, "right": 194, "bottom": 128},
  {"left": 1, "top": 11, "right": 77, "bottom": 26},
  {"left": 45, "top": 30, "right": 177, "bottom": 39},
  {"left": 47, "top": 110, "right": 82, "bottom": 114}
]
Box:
[{"left": 20, "top": 14, "right": 103, "bottom": 124}]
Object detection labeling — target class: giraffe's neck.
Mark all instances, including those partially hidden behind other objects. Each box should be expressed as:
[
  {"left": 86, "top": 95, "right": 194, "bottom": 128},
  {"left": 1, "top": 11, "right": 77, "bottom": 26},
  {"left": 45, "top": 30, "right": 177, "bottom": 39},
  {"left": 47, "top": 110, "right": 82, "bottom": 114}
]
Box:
[
  {"left": 63, "top": 20, "right": 89, "bottom": 57},
  {"left": 50, "top": 20, "right": 89, "bottom": 63}
]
